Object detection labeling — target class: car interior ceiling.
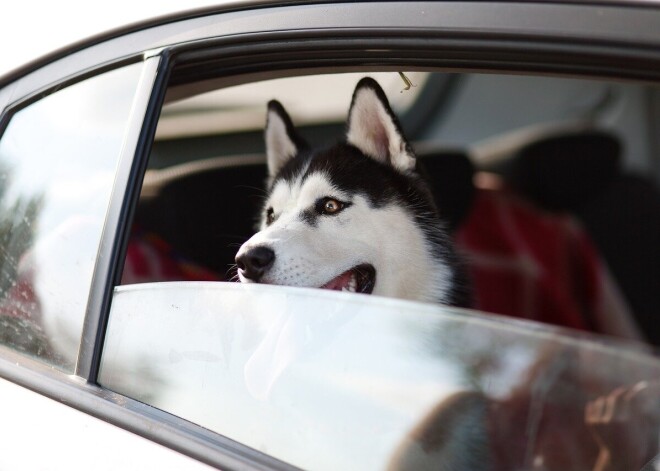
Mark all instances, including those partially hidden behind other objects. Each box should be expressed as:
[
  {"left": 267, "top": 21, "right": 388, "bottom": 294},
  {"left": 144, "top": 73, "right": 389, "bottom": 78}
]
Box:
[{"left": 126, "top": 71, "right": 660, "bottom": 346}]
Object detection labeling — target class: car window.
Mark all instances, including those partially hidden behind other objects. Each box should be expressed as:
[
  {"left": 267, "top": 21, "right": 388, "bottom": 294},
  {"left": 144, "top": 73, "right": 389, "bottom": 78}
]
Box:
[
  {"left": 127, "top": 71, "right": 660, "bottom": 340},
  {"left": 100, "top": 283, "right": 660, "bottom": 471},
  {"left": 111, "top": 68, "right": 660, "bottom": 469},
  {"left": 0, "top": 62, "right": 146, "bottom": 371},
  {"left": 156, "top": 72, "right": 429, "bottom": 141}
]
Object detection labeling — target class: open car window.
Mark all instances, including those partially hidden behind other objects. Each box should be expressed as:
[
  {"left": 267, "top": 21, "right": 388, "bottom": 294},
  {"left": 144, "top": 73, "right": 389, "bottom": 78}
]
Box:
[
  {"left": 124, "top": 71, "right": 660, "bottom": 341},
  {"left": 114, "top": 69, "right": 660, "bottom": 469}
]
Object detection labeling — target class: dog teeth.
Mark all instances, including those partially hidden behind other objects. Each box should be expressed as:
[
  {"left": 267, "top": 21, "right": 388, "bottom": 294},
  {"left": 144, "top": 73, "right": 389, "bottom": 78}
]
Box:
[{"left": 341, "top": 276, "right": 358, "bottom": 293}]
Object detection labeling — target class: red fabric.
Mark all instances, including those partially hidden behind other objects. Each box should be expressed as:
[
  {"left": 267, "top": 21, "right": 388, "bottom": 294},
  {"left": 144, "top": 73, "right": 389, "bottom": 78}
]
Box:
[
  {"left": 122, "top": 231, "right": 220, "bottom": 284},
  {"left": 455, "top": 188, "right": 603, "bottom": 331}
]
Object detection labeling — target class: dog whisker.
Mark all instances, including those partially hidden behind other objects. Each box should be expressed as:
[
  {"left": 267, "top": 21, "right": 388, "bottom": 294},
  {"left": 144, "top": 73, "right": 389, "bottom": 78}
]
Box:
[
  {"left": 225, "top": 263, "right": 240, "bottom": 281},
  {"left": 234, "top": 185, "right": 269, "bottom": 196}
]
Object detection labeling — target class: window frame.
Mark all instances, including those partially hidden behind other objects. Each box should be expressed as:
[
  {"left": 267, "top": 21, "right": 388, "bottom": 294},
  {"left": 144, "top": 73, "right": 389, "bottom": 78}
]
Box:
[
  {"left": 75, "top": 53, "right": 166, "bottom": 380},
  {"left": 1, "top": 1, "right": 660, "bottom": 469}
]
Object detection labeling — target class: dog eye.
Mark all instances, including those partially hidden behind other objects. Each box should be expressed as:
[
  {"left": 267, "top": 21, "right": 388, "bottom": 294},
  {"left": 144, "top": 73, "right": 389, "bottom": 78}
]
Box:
[
  {"left": 324, "top": 199, "right": 341, "bottom": 213},
  {"left": 266, "top": 207, "right": 275, "bottom": 225},
  {"left": 317, "top": 197, "right": 345, "bottom": 215}
]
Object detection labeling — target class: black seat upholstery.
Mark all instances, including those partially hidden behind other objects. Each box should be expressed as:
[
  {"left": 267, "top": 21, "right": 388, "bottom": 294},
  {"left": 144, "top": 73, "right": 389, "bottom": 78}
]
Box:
[
  {"left": 505, "top": 131, "right": 660, "bottom": 344},
  {"left": 134, "top": 161, "right": 268, "bottom": 277},
  {"left": 419, "top": 151, "right": 476, "bottom": 233}
]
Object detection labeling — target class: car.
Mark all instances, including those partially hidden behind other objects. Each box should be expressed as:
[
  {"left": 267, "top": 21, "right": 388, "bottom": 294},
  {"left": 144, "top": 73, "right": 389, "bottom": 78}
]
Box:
[{"left": 0, "top": 1, "right": 659, "bottom": 470}]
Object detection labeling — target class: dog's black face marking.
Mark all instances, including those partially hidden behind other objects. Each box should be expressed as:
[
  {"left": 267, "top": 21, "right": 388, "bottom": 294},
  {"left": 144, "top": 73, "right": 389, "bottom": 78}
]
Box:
[
  {"left": 272, "top": 142, "right": 437, "bottom": 222},
  {"left": 299, "top": 208, "right": 318, "bottom": 227},
  {"left": 241, "top": 76, "right": 471, "bottom": 307}
]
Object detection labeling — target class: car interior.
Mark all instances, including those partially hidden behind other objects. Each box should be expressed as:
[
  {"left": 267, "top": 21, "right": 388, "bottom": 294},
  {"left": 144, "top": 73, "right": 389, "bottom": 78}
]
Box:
[{"left": 122, "top": 70, "right": 660, "bottom": 346}]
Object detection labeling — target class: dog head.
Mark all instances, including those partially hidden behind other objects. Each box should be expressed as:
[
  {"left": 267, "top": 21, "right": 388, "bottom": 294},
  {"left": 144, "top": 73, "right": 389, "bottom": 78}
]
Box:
[{"left": 235, "top": 78, "right": 455, "bottom": 303}]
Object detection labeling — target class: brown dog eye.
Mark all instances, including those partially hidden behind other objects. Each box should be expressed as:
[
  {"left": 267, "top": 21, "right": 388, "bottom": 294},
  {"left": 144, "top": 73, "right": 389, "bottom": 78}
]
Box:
[
  {"left": 324, "top": 199, "right": 341, "bottom": 213},
  {"left": 266, "top": 207, "right": 275, "bottom": 225},
  {"left": 316, "top": 197, "right": 349, "bottom": 216}
]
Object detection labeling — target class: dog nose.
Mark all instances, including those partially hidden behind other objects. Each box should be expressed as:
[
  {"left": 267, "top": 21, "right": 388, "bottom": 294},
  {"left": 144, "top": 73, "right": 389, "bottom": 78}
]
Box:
[{"left": 236, "top": 246, "right": 275, "bottom": 281}]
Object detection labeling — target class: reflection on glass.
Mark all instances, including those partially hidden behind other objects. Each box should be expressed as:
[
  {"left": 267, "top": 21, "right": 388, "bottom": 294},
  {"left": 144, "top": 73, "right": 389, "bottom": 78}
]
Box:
[
  {"left": 100, "top": 282, "right": 660, "bottom": 471},
  {"left": 0, "top": 63, "right": 145, "bottom": 370}
]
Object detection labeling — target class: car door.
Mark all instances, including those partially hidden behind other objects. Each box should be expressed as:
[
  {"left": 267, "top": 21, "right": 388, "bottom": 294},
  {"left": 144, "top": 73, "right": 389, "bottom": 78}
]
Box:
[
  {"left": 0, "top": 54, "right": 223, "bottom": 469},
  {"left": 1, "top": 2, "right": 659, "bottom": 470}
]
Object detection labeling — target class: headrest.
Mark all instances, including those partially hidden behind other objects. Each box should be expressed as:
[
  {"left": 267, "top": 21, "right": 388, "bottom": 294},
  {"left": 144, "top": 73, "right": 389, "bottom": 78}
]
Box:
[
  {"left": 507, "top": 131, "right": 622, "bottom": 211},
  {"left": 135, "top": 162, "right": 268, "bottom": 274},
  {"left": 420, "top": 151, "right": 475, "bottom": 232}
]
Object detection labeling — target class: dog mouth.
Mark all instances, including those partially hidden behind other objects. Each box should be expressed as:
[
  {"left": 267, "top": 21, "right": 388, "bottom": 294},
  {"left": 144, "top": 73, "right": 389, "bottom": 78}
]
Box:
[{"left": 319, "top": 264, "right": 376, "bottom": 294}]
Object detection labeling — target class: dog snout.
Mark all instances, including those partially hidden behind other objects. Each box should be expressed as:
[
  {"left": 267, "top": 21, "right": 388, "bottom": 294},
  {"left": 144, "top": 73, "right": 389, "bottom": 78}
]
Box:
[{"left": 235, "top": 246, "right": 275, "bottom": 282}]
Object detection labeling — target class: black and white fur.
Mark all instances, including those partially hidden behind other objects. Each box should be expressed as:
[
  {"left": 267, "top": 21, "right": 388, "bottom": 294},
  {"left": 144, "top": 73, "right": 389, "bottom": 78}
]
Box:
[{"left": 236, "top": 78, "right": 466, "bottom": 306}]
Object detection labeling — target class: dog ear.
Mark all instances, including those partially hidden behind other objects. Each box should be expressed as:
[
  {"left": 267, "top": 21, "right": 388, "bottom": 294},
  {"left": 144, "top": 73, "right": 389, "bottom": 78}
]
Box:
[
  {"left": 346, "top": 78, "right": 416, "bottom": 172},
  {"left": 265, "top": 100, "right": 307, "bottom": 178}
]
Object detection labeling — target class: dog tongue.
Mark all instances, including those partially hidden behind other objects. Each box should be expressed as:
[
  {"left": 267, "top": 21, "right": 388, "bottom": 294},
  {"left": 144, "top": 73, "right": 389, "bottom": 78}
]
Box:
[{"left": 321, "top": 270, "right": 353, "bottom": 291}]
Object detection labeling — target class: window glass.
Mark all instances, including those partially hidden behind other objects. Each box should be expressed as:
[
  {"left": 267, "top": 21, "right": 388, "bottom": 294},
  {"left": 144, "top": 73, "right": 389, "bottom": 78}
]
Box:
[
  {"left": 0, "top": 62, "right": 145, "bottom": 370},
  {"left": 115, "top": 69, "right": 660, "bottom": 469},
  {"left": 100, "top": 283, "right": 660, "bottom": 471}
]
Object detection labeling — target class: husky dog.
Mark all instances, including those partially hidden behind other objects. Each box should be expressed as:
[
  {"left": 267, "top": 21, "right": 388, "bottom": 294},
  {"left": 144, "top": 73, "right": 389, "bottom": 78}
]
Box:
[{"left": 235, "top": 78, "right": 467, "bottom": 306}]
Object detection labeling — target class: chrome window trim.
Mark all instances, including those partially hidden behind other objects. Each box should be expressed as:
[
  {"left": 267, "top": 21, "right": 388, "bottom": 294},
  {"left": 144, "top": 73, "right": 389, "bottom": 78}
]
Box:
[{"left": 76, "top": 54, "right": 164, "bottom": 380}]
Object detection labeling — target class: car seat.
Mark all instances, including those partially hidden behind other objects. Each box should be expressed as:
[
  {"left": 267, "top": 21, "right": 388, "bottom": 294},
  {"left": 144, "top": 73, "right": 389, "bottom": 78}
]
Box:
[
  {"left": 132, "top": 157, "right": 268, "bottom": 278},
  {"left": 422, "top": 149, "right": 641, "bottom": 340},
  {"left": 504, "top": 131, "right": 660, "bottom": 344}
]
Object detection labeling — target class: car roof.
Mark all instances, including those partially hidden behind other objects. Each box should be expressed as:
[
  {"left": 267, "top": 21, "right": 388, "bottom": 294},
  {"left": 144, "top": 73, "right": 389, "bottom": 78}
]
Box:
[
  {"left": 4, "top": 0, "right": 660, "bottom": 109},
  {"left": 3, "top": 0, "right": 660, "bottom": 87},
  {"left": 0, "top": 1, "right": 243, "bottom": 83}
]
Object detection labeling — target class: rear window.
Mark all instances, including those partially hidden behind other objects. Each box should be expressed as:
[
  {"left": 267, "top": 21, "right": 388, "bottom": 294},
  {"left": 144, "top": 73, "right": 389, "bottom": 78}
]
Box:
[{"left": 0, "top": 62, "right": 145, "bottom": 370}]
